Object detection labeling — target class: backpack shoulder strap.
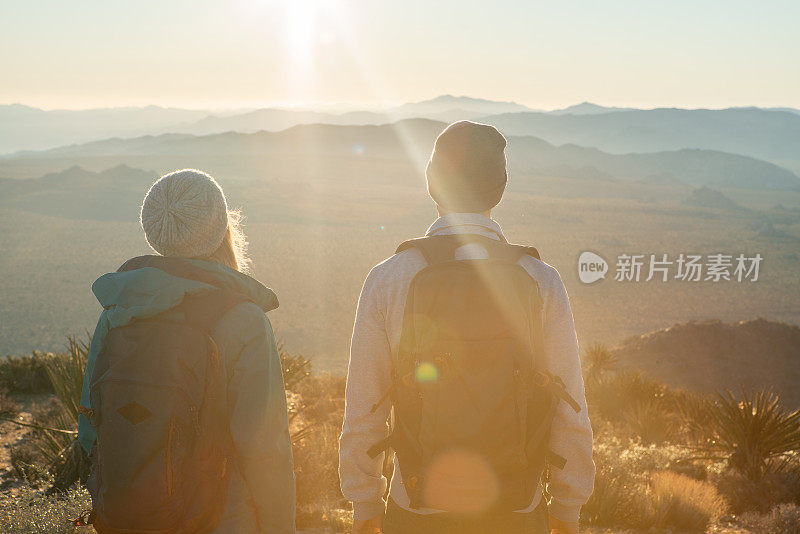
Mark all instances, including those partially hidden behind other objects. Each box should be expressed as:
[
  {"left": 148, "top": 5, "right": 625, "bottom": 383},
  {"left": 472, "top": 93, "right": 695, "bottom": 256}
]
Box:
[
  {"left": 506, "top": 244, "right": 541, "bottom": 261},
  {"left": 396, "top": 235, "right": 541, "bottom": 265},
  {"left": 395, "top": 236, "right": 463, "bottom": 265}
]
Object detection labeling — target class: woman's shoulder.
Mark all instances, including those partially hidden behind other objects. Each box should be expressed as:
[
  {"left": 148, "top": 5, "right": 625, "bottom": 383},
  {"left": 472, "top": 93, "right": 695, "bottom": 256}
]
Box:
[{"left": 211, "top": 300, "right": 275, "bottom": 354}]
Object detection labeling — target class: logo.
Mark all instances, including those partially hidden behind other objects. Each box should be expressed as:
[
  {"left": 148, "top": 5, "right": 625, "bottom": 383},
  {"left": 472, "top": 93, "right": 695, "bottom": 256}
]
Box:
[{"left": 578, "top": 251, "right": 608, "bottom": 284}]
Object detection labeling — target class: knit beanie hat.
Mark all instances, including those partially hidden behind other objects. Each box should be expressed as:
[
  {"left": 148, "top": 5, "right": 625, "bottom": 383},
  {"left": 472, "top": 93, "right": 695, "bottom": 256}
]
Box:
[
  {"left": 426, "top": 121, "right": 508, "bottom": 212},
  {"left": 140, "top": 169, "right": 229, "bottom": 258}
]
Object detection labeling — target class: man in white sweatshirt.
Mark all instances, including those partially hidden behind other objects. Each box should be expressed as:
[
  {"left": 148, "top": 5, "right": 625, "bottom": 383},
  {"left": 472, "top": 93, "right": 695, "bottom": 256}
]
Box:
[{"left": 339, "top": 121, "right": 594, "bottom": 534}]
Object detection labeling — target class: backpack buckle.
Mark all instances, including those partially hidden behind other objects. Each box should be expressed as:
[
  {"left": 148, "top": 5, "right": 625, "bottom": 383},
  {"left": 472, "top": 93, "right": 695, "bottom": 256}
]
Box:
[
  {"left": 533, "top": 371, "right": 551, "bottom": 387},
  {"left": 78, "top": 405, "right": 96, "bottom": 425}
]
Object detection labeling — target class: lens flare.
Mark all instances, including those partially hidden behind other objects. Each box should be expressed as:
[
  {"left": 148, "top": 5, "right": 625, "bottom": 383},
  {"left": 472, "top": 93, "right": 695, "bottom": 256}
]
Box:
[
  {"left": 415, "top": 361, "right": 438, "bottom": 383},
  {"left": 423, "top": 449, "right": 499, "bottom": 514}
]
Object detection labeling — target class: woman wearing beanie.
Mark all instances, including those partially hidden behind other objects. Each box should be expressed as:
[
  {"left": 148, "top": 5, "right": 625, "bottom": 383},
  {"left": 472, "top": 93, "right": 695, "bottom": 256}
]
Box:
[{"left": 77, "top": 169, "right": 295, "bottom": 533}]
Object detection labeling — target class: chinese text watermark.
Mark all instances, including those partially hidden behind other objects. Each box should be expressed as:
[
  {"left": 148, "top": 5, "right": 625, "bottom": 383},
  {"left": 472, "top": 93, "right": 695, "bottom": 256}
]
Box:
[{"left": 578, "top": 252, "right": 762, "bottom": 284}]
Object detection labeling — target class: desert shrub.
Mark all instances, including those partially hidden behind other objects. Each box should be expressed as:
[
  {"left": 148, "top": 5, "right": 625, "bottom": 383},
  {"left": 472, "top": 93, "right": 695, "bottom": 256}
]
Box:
[
  {"left": 0, "top": 387, "right": 20, "bottom": 416},
  {"left": 645, "top": 471, "right": 727, "bottom": 532},
  {"left": 0, "top": 474, "right": 91, "bottom": 533},
  {"left": 580, "top": 459, "right": 640, "bottom": 526},
  {"left": 705, "top": 388, "right": 800, "bottom": 481},
  {"left": 11, "top": 399, "right": 77, "bottom": 479},
  {"left": 278, "top": 343, "right": 312, "bottom": 390},
  {"left": 623, "top": 398, "right": 674, "bottom": 445},
  {"left": 739, "top": 503, "right": 800, "bottom": 534},
  {"left": 582, "top": 437, "right": 706, "bottom": 528},
  {"left": 665, "top": 457, "right": 707, "bottom": 481},
  {"left": 36, "top": 337, "right": 91, "bottom": 492},
  {"left": 294, "top": 421, "right": 350, "bottom": 531},
  {"left": 43, "top": 337, "right": 88, "bottom": 425},
  {"left": 587, "top": 370, "right": 669, "bottom": 424},
  {"left": 583, "top": 343, "right": 618, "bottom": 379},
  {"left": 0, "top": 352, "right": 56, "bottom": 394},
  {"left": 672, "top": 388, "right": 715, "bottom": 443},
  {"left": 713, "top": 462, "right": 800, "bottom": 514},
  {"left": 10, "top": 441, "right": 46, "bottom": 484},
  {"left": 290, "top": 374, "right": 348, "bottom": 531}
]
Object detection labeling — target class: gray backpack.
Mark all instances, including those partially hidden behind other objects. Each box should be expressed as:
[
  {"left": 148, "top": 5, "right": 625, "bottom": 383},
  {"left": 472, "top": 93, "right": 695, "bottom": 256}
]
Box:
[
  {"left": 369, "top": 235, "right": 580, "bottom": 512},
  {"left": 81, "top": 256, "right": 249, "bottom": 533}
]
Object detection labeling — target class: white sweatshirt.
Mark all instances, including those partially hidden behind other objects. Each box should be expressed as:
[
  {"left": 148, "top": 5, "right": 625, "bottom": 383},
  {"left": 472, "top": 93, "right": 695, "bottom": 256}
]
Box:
[{"left": 339, "top": 213, "right": 594, "bottom": 523}]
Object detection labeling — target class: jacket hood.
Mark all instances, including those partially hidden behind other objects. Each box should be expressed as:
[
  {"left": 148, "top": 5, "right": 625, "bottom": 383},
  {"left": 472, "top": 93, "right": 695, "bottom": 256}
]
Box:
[{"left": 92, "top": 255, "right": 278, "bottom": 329}]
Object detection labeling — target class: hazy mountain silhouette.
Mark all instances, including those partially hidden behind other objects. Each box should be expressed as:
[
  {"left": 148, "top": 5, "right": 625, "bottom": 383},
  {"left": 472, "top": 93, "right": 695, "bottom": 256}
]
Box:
[
  {"left": 683, "top": 187, "right": 745, "bottom": 211},
  {"left": 5, "top": 98, "right": 800, "bottom": 173},
  {"left": 481, "top": 108, "right": 800, "bottom": 171},
  {"left": 755, "top": 107, "right": 800, "bottom": 116},
  {"left": 390, "top": 94, "right": 532, "bottom": 115},
  {"left": 171, "top": 108, "right": 389, "bottom": 136},
  {"left": 7, "top": 120, "right": 799, "bottom": 191},
  {"left": 0, "top": 164, "right": 156, "bottom": 220},
  {"left": 0, "top": 104, "right": 222, "bottom": 154},
  {"left": 611, "top": 319, "right": 800, "bottom": 407},
  {"left": 0, "top": 96, "right": 532, "bottom": 153},
  {"left": 507, "top": 139, "right": 800, "bottom": 190},
  {"left": 162, "top": 95, "right": 534, "bottom": 137},
  {"left": 549, "top": 102, "right": 632, "bottom": 115}
]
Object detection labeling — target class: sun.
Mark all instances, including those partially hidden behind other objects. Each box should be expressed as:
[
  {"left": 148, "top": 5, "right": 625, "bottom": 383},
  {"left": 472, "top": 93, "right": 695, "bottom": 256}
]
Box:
[{"left": 285, "top": 0, "right": 316, "bottom": 61}]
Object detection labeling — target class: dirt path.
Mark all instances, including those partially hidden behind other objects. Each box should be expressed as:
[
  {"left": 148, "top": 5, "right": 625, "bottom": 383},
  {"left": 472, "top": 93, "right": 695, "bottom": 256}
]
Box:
[{"left": 0, "top": 393, "right": 55, "bottom": 499}]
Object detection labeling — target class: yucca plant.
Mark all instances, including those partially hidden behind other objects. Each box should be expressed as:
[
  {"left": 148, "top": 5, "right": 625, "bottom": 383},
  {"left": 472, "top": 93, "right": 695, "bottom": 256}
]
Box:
[
  {"left": 583, "top": 343, "right": 619, "bottom": 379},
  {"left": 706, "top": 388, "right": 800, "bottom": 481},
  {"left": 673, "top": 389, "right": 715, "bottom": 444},
  {"left": 39, "top": 336, "right": 91, "bottom": 492},
  {"left": 624, "top": 398, "right": 674, "bottom": 445},
  {"left": 44, "top": 336, "right": 89, "bottom": 426},
  {"left": 278, "top": 342, "right": 312, "bottom": 391}
]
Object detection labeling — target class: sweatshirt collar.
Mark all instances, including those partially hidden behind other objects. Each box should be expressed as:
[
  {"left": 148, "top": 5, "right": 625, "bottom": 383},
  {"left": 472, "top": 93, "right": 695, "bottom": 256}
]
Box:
[{"left": 425, "top": 213, "right": 505, "bottom": 241}]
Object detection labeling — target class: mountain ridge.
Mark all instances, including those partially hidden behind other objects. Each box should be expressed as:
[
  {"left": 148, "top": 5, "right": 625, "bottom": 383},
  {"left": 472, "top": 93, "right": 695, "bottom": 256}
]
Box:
[
  {"left": 4, "top": 120, "right": 799, "bottom": 191},
  {"left": 611, "top": 318, "right": 800, "bottom": 407}
]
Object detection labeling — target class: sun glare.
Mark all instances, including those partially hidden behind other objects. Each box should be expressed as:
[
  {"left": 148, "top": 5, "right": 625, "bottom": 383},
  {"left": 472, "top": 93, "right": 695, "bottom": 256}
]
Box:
[{"left": 285, "top": 0, "right": 316, "bottom": 62}]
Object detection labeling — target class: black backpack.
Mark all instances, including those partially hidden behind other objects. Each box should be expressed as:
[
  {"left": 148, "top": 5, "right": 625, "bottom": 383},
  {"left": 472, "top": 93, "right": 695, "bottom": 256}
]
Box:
[
  {"left": 80, "top": 256, "right": 250, "bottom": 533},
  {"left": 369, "top": 235, "right": 580, "bottom": 513}
]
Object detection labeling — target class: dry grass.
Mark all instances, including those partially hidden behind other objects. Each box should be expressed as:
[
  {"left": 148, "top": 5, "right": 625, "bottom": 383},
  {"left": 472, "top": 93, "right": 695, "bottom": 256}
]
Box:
[
  {"left": 0, "top": 473, "right": 91, "bottom": 534},
  {"left": 290, "top": 373, "right": 349, "bottom": 531},
  {"left": 646, "top": 471, "right": 728, "bottom": 532},
  {"left": 0, "top": 353, "right": 57, "bottom": 394},
  {"left": 740, "top": 503, "right": 800, "bottom": 534},
  {"left": 712, "top": 463, "right": 800, "bottom": 514},
  {"left": 3, "top": 341, "right": 800, "bottom": 533},
  {"left": 0, "top": 388, "right": 20, "bottom": 417}
]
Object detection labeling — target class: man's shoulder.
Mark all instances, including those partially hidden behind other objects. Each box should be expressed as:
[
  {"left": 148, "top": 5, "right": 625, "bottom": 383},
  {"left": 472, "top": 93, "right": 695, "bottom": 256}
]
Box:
[
  {"left": 518, "top": 254, "right": 567, "bottom": 292},
  {"left": 364, "top": 247, "right": 427, "bottom": 292}
]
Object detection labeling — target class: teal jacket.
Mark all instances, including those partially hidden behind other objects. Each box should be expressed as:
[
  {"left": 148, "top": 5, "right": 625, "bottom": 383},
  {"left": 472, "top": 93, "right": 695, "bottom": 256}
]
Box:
[{"left": 78, "top": 258, "right": 296, "bottom": 533}]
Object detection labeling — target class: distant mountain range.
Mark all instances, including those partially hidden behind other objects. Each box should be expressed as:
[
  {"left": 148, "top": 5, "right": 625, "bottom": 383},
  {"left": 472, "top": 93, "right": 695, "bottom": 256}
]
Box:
[
  {"left": 481, "top": 108, "right": 800, "bottom": 172},
  {"left": 0, "top": 95, "right": 531, "bottom": 154},
  {"left": 549, "top": 102, "right": 633, "bottom": 115},
  {"left": 0, "top": 104, "right": 215, "bottom": 155},
  {"left": 140, "top": 95, "right": 535, "bottom": 138},
  {"left": 3, "top": 96, "right": 799, "bottom": 170},
  {"left": 0, "top": 164, "right": 157, "bottom": 220},
  {"left": 5, "top": 120, "right": 799, "bottom": 191}
]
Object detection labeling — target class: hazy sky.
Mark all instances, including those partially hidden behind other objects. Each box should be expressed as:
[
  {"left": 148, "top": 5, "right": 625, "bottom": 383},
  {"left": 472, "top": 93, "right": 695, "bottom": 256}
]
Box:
[{"left": 2, "top": 0, "right": 799, "bottom": 110}]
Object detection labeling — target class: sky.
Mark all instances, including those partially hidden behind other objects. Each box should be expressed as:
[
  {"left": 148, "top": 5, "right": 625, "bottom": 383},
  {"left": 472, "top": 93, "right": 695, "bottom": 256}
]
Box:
[{"left": 2, "top": 0, "right": 799, "bottom": 110}]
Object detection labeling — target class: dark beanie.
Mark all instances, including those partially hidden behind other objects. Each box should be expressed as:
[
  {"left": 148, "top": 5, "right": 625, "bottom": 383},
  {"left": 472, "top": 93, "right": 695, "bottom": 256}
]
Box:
[{"left": 426, "top": 120, "right": 508, "bottom": 212}]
